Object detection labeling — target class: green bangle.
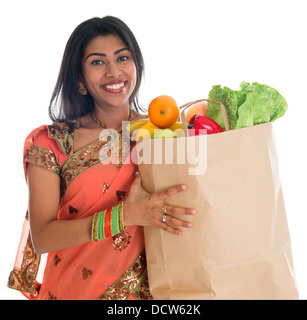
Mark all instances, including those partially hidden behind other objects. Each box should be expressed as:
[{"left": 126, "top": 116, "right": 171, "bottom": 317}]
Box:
[
  {"left": 111, "top": 206, "right": 120, "bottom": 235},
  {"left": 98, "top": 210, "right": 105, "bottom": 240},
  {"left": 91, "top": 203, "right": 125, "bottom": 242}
]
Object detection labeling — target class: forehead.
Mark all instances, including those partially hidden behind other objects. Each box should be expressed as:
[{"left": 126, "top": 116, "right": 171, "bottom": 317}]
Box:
[{"left": 84, "top": 34, "right": 126, "bottom": 55}]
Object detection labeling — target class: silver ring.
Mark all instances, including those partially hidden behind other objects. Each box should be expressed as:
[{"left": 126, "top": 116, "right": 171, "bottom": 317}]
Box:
[{"left": 162, "top": 213, "right": 167, "bottom": 223}]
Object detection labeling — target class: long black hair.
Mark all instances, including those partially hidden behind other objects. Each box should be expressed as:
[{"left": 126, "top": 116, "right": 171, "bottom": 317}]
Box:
[{"left": 49, "top": 16, "right": 145, "bottom": 122}]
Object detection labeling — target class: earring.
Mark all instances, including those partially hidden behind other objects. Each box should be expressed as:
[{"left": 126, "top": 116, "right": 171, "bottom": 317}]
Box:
[{"left": 78, "top": 81, "right": 88, "bottom": 96}]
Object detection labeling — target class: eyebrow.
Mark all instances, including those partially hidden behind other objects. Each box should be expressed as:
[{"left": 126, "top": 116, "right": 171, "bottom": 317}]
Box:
[{"left": 85, "top": 47, "right": 130, "bottom": 61}]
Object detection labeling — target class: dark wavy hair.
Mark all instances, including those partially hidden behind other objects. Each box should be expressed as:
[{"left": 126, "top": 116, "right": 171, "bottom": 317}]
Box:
[{"left": 49, "top": 16, "right": 145, "bottom": 122}]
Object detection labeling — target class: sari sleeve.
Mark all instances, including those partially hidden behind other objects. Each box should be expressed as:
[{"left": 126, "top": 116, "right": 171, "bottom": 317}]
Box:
[{"left": 23, "top": 125, "right": 61, "bottom": 178}]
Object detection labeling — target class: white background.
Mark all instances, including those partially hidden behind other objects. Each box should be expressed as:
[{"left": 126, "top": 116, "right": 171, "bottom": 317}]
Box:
[{"left": 0, "top": 0, "right": 306, "bottom": 299}]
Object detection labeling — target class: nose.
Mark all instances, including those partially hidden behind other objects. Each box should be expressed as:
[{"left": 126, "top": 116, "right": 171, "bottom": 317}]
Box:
[{"left": 105, "top": 61, "right": 121, "bottom": 78}]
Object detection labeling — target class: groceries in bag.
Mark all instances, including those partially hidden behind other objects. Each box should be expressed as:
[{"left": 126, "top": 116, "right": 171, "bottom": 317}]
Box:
[
  {"left": 136, "top": 82, "right": 297, "bottom": 299},
  {"left": 133, "top": 81, "right": 288, "bottom": 141}
]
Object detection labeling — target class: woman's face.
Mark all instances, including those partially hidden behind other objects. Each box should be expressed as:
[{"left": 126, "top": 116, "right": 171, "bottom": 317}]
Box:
[{"left": 81, "top": 34, "right": 137, "bottom": 110}]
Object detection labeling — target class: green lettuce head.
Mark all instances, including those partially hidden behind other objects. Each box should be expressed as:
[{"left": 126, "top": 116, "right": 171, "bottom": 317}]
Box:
[{"left": 206, "top": 81, "right": 288, "bottom": 130}]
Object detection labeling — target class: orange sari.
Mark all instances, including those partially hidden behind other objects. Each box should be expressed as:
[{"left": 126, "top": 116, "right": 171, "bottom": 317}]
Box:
[{"left": 8, "top": 120, "right": 152, "bottom": 300}]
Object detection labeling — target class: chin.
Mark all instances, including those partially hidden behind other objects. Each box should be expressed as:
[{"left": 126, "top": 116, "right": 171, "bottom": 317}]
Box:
[{"left": 100, "top": 97, "right": 130, "bottom": 109}]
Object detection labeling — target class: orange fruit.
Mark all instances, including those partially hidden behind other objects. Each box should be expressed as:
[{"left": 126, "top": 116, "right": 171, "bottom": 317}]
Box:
[
  {"left": 148, "top": 95, "right": 179, "bottom": 128},
  {"left": 185, "top": 101, "right": 207, "bottom": 123}
]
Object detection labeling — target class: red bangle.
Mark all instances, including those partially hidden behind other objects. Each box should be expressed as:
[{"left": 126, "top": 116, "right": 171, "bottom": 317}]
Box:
[{"left": 104, "top": 208, "right": 112, "bottom": 238}]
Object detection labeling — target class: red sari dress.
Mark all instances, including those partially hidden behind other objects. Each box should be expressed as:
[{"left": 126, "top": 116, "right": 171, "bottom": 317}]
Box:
[{"left": 8, "top": 120, "right": 152, "bottom": 300}]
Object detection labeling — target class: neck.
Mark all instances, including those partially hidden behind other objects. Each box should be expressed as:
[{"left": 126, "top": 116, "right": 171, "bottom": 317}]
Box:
[{"left": 93, "top": 106, "right": 131, "bottom": 129}]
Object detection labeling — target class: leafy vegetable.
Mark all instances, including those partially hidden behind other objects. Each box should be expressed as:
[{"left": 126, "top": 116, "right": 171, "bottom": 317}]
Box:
[
  {"left": 206, "top": 85, "right": 240, "bottom": 130},
  {"left": 235, "top": 92, "right": 271, "bottom": 129},
  {"left": 241, "top": 82, "right": 288, "bottom": 122},
  {"left": 206, "top": 81, "right": 288, "bottom": 130}
]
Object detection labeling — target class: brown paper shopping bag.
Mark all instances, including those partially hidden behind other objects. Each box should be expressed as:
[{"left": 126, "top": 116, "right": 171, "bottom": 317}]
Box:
[{"left": 136, "top": 99, "right": 298, "bottom": 300}]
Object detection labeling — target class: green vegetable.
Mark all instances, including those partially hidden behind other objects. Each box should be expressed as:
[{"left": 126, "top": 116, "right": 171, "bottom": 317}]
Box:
[
  {"left": 235, "top": 92, "right": 271, "bottom": 129},
  {"left": 206, "top": 85, "right": 241, "bottom": 130},
  {"left": 206, "top": 81, "right": 288, "bottom": 130}
]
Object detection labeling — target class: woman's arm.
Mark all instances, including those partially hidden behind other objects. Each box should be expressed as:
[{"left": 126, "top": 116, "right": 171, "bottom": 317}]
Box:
[
  {"left": 27, "top": 164, "right": 94, "bottom": 254},
  {"left": 28, "top": 165, "right": 195, "bottom": 254}
]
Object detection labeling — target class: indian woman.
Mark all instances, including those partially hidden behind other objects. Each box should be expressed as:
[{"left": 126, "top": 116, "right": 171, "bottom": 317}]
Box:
[{"left": 8, "top": 16, "right": 196, "bottom": 300}]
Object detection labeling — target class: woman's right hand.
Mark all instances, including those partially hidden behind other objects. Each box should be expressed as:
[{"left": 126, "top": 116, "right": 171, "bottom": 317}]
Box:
[{"left": 123, "top": 172, "right": 197, "bottom": 235}]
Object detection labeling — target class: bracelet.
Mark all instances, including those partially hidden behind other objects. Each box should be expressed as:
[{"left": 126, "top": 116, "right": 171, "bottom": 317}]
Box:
[{"left": 91, "top": 203, "right": 125, "bottom": 242}]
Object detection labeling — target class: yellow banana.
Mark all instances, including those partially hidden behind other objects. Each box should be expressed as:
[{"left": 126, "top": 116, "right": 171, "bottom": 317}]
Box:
[
  {"left": 126, "top": 118, "right": 150, "bottom": 134},
  {"left": 169, "top": 122, "right": 183, "bottom": 131},
  {"left": 135, "top": 121, "right": 160, "bottom": 139},
  {"left": 169, "top": 122, "right": 184, "bottom": 137}
]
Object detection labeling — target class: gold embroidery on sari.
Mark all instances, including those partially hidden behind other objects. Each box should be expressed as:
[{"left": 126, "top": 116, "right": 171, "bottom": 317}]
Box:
[
  {"left": 112, "top": 230, "right": 131, "bottom": 251},
  {"left": 82, "top": 267, "right": 93, "bottom": 279},
  {"left": 8, "top": 233, "right": 41, "bottom": 295},
  {"left": 47, "top": 120, "right": 137, "bottom": 198},
  {"left": 97, "top": 249, "right": 153, "bottom": 300},
  {"left": 134, "top": 273, "right": 153, "bottom": 300},
  {"left": 98, "top": 127, "right": 133, "bottom": 168},
  {"left": 60, "top": 141, "right": 105, "bottom": 198},
  {"left": 114, "top": 131, "right": 133, "bottom": 168},
  {"left": 25, "top": 145, "right": 60, "bottom": 175},
  {"left": 48, "top": 122, "right": 75, "bottom": 156},
  {"left": 103, "top": 182, "right": 110, "bottom": 193}
]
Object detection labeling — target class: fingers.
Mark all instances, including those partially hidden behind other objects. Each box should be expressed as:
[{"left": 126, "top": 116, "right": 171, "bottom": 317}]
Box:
[
  {"left": 163, "top": 214, "right": 194, "bottom": 229},
  {"left": 163, "top": 205, "right": 197, "bottom": 216},
  {"left": 132, "top": 174, "right": 196, "bottom": 235},
  {"left": 152, "top": 186, "right": 196, "bottom": 235},
  {"left": 156, "top": 205, "right": 196, "bottom": 235},
  {"left": 156, "top": 184, "right": 188, "bottom": 200},
  {"left": 135, "top": 172, "right": 186, "bottom": 200},
  {"left": 158, "top": 215, "right": 193, "bottom": 235}
]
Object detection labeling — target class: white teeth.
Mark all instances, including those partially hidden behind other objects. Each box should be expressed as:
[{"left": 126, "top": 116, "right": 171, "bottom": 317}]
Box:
[{"left": 105, "top": 82, "right": 125, "bottom": 90}]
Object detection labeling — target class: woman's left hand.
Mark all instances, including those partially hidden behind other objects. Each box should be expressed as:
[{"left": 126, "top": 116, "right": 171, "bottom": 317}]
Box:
[{"left": 123, "top": 172, "right": 196, "bottom": 235}]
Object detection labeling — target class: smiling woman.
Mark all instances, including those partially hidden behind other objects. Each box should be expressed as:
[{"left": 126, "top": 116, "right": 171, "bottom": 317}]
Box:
[
  {"left": 8, "top": 15, "right": 195, "bottom": 300},
  {"left": 81, "top": 34, "right": 137, "bottom": 126},
  {"left": 49, "top": 16, "right": 145, "bottom": 122}
]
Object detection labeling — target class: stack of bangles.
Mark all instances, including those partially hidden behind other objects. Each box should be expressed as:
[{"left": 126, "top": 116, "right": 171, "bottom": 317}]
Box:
[{"left": 91, "top": 202, "right": 125, "bottom": 242}]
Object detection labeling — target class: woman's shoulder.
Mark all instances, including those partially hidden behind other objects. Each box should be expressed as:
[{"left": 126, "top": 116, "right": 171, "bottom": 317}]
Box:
[
  {"left": 47, "top": 120, "right": 76, "bottom": 155},
  {"left": 47, "top": 120, "right": 77, "bottom": 134},
  {"left": 25, "top": 120, "right": 77, "bottom": 156}
]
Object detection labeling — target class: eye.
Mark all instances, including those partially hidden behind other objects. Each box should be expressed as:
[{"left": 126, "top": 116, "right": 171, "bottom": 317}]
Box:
[
  {"left": 117, "top": 55, "right": 129, "bottom": 62},
  {"left": 91, "top": 59, "right": 104, "bottom": 65}
]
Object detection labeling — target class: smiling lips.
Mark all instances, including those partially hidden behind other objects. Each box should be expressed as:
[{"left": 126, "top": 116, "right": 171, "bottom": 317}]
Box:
[{"left": 101, "top": 80, "right": 128, "bottom": 93}]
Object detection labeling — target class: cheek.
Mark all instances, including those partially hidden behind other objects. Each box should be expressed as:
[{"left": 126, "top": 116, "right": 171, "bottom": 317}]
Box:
[{"left": 83, "top": 70, "right": 100, "bottom": 87}]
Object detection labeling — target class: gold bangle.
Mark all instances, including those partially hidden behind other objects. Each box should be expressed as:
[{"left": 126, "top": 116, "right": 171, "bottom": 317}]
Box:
[
  {"left": 119, "top": 202, "right": 125, "bottom": 232},
  {"left": 91, "top": 212, "right": 99, "bottom": 242}
]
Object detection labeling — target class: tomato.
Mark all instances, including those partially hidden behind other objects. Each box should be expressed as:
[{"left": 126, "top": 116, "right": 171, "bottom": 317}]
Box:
[{"left": 148, "top": 95, "right": 179, "bottom": 128}]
